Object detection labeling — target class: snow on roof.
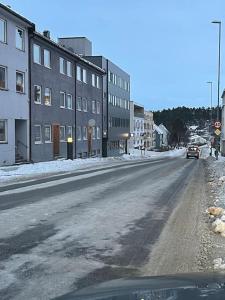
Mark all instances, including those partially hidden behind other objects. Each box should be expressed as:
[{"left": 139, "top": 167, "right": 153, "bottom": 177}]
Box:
[
  {"left": 153, "top": 124, "right": 164, "bottom": 134},
  {"left": 159, "top": 124, "right": 169, "bottom": 133}
]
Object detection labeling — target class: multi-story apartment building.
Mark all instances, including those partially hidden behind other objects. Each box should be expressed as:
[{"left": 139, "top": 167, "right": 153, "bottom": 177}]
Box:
[
  {"left": 130, "top": 102, "right": 145, "bottom": 149},
  {"left": 144, "top": 111, "right": 154, "bottom": 149},
  {"left": 59, "top": 37, "right": 131, "bottom": 157},
  {"left": 0, "top": 4, "right": 34, "bottom": 165},
  {"left": 30, "top": 34, "right": 104, "bottom": 162}
]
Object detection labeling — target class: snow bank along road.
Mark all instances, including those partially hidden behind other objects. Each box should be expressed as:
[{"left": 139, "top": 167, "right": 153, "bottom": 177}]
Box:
[{"left": 0, "top": 155, "right": 208, "bottom": 299}]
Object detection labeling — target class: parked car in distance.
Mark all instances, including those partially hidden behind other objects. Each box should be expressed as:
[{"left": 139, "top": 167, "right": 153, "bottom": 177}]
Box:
[{"left": 186, "top": 146, "right": 200, "bottom": 159}]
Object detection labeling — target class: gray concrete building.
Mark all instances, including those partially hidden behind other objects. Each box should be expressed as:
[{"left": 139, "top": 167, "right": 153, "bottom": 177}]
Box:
[
  {"left": 58, "top": 37, "right": 131, "bottom": 157},
  {"left": 0, "top": 4, "right": 34, "bottom": 165},
  {"left": 30, "top": 33, "right": 104, "bottom": 162}
]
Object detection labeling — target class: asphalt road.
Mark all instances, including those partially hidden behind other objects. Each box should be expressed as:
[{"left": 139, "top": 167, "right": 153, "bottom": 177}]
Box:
[{"left": 0, "top": 155, "right": 205, "bottom": 300}]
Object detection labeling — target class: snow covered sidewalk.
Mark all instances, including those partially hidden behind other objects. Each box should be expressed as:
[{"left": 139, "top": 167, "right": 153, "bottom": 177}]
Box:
[{"left": 0, "top": 148, "right": 185, "bottom": 185}]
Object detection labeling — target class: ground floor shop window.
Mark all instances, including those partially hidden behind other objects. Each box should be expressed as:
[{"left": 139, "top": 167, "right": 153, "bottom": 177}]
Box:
[{"left": 0, "top": 120, "right": 7, "bottom": 143}]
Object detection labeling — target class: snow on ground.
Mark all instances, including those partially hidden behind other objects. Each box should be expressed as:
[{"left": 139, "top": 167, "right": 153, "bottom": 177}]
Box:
[{"left": 0, "top": 148, "right": 185, "bottom": 184}]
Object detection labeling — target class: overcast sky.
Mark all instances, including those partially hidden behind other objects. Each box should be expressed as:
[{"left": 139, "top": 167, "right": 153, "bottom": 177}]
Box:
[{"left": 3, "top": 0, "right": 225, "bottom": 111}]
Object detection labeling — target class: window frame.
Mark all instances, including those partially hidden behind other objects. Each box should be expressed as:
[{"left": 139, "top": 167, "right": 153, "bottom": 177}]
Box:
[
  {"left": 82, "top": 98, "right": 88, "bottom": 112},
  {"left": 77, "top": 126, "right": 82, "bottom": 141},
  {"left": 67, "top": 93, "right": 73, "bottom": 109},
  {"left": 96, "top": 76, "right": 100, "bottom": 89},
  {"left": 83, "top": 69, "right": 87, "bottom": 83},
  {"left": 60, "top": 91, "right": 66, "bottom": 108},
  {"left": 76, "top": 97, "right": 82, "bottom": 111},
  {"left": 43, "top": 49, "right": 51, "bottom": 68},
  {"left": 59, "top": 57, "right": 66, "bottom": 74},
  {"left": 96, "top": 101, "right": 100, "bottom": 114},
  {"left": 92, "top": 126, "right": 96, "bottom": 139},
  {"left": 67, "top": 126, "right": 73, "bottom": 139},
  {"left": 33, "top": 44, "right": 41, "bottom": 65},
  {"left": 44, "top": 87, "right": 52, "bottom": 106},
  {"left": 77, "top": 65, "right": 82, "bottom": 81},
  {"left": 0, "top": 65, "right": 7, "bottom": 90},
  {"left": 97, "top": 126, "right": 101, "bottom": 139},
  {"left": 44, "top": 125, "right": 52, "bottom": 143},
  {"left": 91, "top": 74, "right": 95, "bottom": 87},
  {"left": 34, "top": 85, "right": 42, "bottom": 104},
  {"left": 92, "top": 100, "right": 96, "bottom": 113},
  {"left": 60, "top": 126, "right": 66, "bottom": 142},
  {"left": 16, "top": 26, "right": 25, "bottom": 51},
  {"left": 67, "top": 61, "right": 72, "bottom": 77},
  {"left": 34, "top": 125, "right": 42, "bottom": 144},
  {"left": 16, "top": 71, "right": 25, "bottom": 93},
  {"left": 83, "top": 126, "right": 88, "bottom": 140},
  {"left": 0, "top": 120, "right": 7, "bottom": 143},
  {"left": 0, "top": 18, "right": 7, "bottom": 44}
]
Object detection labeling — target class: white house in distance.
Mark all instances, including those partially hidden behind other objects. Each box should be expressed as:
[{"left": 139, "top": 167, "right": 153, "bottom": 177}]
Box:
[
  {"left": 153, "top": 124, "right": 163, "bottom": 149},
  {"left": 144, "top": 110, "right": 154, "bottom": 149},
  {"left": 129, "top": 101, "right": 145, "bottom": 150},
  {"left": 159, "top": 123, "right": 170, "bottom": 146}
]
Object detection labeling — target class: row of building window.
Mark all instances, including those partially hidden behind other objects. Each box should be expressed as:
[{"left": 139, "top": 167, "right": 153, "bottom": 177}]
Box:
[
  {"left": 33, "top": 44, "right": 101, "bottom": 88},
  {"left": 108, "top": 71, "right": 130, "bottom": 92},
  {"left": 0, "top": 17, "right": 25, "bottom": 50},
  {"left": 108, "top": 93, "right": 130, "bottom": 110},
  {"left": 77, "top": 126, "right": 101, "bottom": 140},
  {"left": 109, "top": 117, "right": 130, "bottom": 128},
  {"left": 34, "top": 125, "right": 73, "bottom": 144},
  {"left": 77, "top": 98, "right": 101, "bottom": 114},
  {"left": 0, "top": 65, "right": 25, "bottom": 92}
]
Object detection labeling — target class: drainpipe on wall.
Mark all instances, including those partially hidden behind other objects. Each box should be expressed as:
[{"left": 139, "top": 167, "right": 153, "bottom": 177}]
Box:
[{"left": 28, "top": 28, "right": 34, "bottom": 163}]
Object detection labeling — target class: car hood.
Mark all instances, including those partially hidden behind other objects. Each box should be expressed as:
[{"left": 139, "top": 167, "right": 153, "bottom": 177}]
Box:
[{"left": 54, "top": 272, "right": 225, "bottom": 299}]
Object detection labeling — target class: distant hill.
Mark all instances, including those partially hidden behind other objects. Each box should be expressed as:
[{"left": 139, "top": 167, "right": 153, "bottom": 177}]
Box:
[{"left": 153, "top": 106, "right": 221, "bottom": 145}]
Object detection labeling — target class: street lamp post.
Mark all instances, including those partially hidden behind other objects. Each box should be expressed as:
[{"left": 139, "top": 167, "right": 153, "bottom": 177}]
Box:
[
  {"left": 212, "top": 20, "right": 222, "bottom": 159},
  {"left": 207, "top": 81, "right": 213, "bottom": 156}
]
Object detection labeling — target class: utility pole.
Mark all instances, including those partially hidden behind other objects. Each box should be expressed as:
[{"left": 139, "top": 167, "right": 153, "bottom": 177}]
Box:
[{"left": 207, "top": 81, "right": 213, "bottom": 155}]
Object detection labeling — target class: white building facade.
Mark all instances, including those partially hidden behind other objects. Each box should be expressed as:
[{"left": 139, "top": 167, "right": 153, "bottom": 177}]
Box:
[
  {"left": 0, "top": 4, "right": 34, "bottom": 165},
  {"left": 133, "top": 103, "right": 145, "bottom": 148}
]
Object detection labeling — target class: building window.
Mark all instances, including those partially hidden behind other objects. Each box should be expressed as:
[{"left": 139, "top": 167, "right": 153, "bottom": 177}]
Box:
[
  {"left": 33, "top": 44, "right": 41, "bottom": 64},
  {"left": 44, "top": 125, "right": 51, "bottom": 143},
  {"left": 44, "top": 49, "right": 51, "bottom": 68},
  {"left": 34, "top": 125, "right": 42, "bottom": 144},
  {"left": 83, "top": 126, "right": 87, "bottom": 140},
  {"left": 0, "top": 66, "right": 7, "bottom": 89},
  {"left": 77, "top": 97, "right": 82, "bottom": 110},
  {"left": 83, "top": 69, "right": 87, "bottom": 83},
  {"left": 67, "top": 94, "right": 72, "bottom": 109},
  {"left": 92, "top": 100, "right": 96, "bottom": 113},
  {"left": 77, "top": 66, "right": 82, "bottom": 81},
  {"left": 0, "top": 18, "right": 7, "bottom": 43},
  {"left": 60, "top": 57, "right": 66, "bottom": 74},
  {"left": 16, "top": 71, "right": 24, "bottom": 93},
  {"left": 83, "top": 98, "right": 88, "bottom": 112},
  {"left": 67, "top": 126, "right": 73, "bottom": 138},
  {"left": 96, "top": 102, "right": 100, "bottom": 114},
  {"left": 91, "top": 74, "right": 95, "bottom": 87},
  {"left": 60, "top": 91, "right": 66, "bottom": 108},
  {"left": 67, "top": 61, "right": 72, "bottom": 77},
  {"left": 60, "top": 126, "right": 66, "bottom": 141},
  {"left": 0, "top": 120, "right": 7, "bottom": 143},
  {"left": 77, "top": 126, "right": 82, "bottom": 140},
  {"left": 96, "top": 76, "right": 100, "bottom": 88},
  {"left": 44, "top": 87, "right": 51, "bottom": 105},
  {"left": 16, "top": 27, "right": 24, "bottom": 50},
  {"left": 97, "top": 126, "right": 101, "bottom": 139},
  {"left": 34, "top": 85, "right": 41, "bottom": 103},
  {"left": 92, "top": 126, "right": 96, "bottom": 139}
]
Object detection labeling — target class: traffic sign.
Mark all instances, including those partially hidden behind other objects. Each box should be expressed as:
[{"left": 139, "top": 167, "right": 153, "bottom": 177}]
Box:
[
  {"left": 214, "top": 121, "right": 221, "bottom": 129},
  {"left": 215, "top": 129, "right": 221, "bottom": 136}
]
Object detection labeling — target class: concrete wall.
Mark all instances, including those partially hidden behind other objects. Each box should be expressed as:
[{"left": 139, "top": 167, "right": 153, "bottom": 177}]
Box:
[{"left": 0, "top": 8, "right": 30, "bottom": 165}]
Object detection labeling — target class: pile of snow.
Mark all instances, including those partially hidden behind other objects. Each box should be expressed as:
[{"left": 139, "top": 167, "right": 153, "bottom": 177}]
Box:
[
  {"left": 127, "top": 148, "right": 186, "bottom": 159},
  {"left": 213, "top": 258, "right": 225, "bottom": 270}
]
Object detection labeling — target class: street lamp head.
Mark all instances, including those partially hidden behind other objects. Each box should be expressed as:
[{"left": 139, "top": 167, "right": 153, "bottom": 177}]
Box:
[
  {"left": 207, "top": 81, "right": 212, "bottom": 84},
  {"left": 212, "top": 20, "right": 221, "bottom": 24}
]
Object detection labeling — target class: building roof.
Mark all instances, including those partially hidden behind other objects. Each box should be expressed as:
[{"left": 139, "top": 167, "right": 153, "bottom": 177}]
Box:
[
  {"left": 159, "top": 124, "right": 169, "bottom": 133},
  {"left": 153, "top": 124, "right": 163, "bottom": 135},
  {"left": 0, "top": 3, "right": 35, "bottom": 28},
  {"left": 34, "top": 32, "right": 105, "bottom": 74}
]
